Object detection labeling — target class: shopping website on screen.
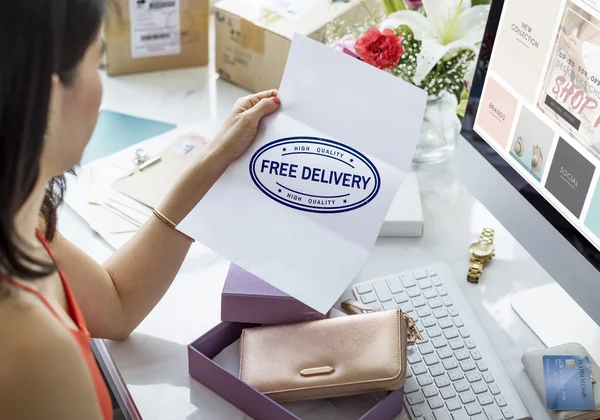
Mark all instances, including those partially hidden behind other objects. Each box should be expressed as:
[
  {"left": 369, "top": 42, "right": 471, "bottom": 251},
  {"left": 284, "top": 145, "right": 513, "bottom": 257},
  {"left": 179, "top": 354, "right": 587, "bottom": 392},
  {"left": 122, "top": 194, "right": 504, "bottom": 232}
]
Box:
[{"left": 474, "top": 0, "right": 600, "bottom": 251}]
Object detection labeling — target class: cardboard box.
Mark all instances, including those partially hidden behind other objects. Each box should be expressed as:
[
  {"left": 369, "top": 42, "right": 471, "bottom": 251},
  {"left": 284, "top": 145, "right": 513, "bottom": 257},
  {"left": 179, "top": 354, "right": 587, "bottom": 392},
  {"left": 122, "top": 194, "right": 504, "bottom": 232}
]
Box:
[
  {"left": 221, "top": 263, "right": 328, "bottom": 325},
  {"left": 214, "top": 0, "right": 374, "bottom": 92},
  {"left": 188, "top": 322, "right": 406, "bottom": 420},
  {"left": 380, "top": 172, "right": 424, "bottom": 237},
  {"left": 103, "top": 0, "right": 210, "bottom": 76}
]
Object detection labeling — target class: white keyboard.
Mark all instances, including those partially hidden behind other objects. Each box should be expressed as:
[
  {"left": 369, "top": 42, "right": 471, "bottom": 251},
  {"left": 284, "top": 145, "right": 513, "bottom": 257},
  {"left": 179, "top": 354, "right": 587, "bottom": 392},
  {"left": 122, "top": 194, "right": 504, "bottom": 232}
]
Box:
[{"left": 352, "top": 263, "right": 531, "bottom": 420}]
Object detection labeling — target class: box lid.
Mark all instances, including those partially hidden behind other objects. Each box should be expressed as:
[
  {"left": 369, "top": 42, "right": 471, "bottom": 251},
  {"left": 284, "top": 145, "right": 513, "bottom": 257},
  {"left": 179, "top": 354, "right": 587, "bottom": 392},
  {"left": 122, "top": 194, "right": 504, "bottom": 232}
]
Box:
[
  {"left": 221, "top": 264, "right": 328, "bottom": 325},
  {"left": 214, "top": 0, "right": 365, "bottom": 40}
]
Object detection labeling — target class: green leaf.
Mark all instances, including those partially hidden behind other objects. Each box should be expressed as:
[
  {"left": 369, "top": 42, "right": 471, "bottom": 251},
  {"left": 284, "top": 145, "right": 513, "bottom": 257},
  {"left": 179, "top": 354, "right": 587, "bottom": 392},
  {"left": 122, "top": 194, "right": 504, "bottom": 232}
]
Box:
[
  {"left": 471, "top": 0, "right": 491, "bottom": 5},
  {"left": 381, "top": 0, "right": 406, "bottom": 15},
  {"left": 456, "top": 99, "right": 468, "bottom": 117},
  {"left": 460, "top": 87, "right": 469, "bottom": 101}
]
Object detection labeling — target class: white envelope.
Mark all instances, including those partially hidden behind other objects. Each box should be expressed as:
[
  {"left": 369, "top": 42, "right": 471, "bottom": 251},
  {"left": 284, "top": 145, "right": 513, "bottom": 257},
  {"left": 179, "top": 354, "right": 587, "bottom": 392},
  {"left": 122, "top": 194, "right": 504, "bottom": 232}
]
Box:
[{"left": 179, "top": 34, "right": 426, "bottom": 313}]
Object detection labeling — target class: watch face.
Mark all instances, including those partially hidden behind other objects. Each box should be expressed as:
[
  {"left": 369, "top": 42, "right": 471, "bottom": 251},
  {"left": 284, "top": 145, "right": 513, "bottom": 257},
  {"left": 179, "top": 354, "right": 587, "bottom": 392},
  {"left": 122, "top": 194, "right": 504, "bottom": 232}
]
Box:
[{"left": 470, "top": 242, "right": 494, "bottom": 257}]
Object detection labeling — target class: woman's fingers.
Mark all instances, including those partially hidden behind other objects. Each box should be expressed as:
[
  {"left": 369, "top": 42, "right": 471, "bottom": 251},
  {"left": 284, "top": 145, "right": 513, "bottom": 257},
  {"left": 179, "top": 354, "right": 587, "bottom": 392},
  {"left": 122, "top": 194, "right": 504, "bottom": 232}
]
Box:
[{"left": 245, "top": 96, "right": 281, "bottom": 121}]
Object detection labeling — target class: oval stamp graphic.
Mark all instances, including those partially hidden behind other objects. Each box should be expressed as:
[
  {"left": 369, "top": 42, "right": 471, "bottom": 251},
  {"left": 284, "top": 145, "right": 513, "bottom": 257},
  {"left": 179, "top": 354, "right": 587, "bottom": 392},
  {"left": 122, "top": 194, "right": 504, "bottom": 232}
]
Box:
[{"left": 249, "top": 137, "right": 380, "bottom": 213}]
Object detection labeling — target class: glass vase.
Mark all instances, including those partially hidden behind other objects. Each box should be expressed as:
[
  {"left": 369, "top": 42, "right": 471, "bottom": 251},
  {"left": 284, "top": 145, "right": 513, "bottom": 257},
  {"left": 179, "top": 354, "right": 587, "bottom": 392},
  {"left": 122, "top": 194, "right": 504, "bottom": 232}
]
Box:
[{"left": 412, "top": 93, "right": 462, "bottom": 165}]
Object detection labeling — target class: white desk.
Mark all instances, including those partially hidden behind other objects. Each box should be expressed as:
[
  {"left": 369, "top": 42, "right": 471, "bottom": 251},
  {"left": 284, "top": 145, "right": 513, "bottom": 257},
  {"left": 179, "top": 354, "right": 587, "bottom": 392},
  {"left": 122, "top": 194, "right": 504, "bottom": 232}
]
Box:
[{"left": 58, "top": 67, "right": 555, "bottom": 420}]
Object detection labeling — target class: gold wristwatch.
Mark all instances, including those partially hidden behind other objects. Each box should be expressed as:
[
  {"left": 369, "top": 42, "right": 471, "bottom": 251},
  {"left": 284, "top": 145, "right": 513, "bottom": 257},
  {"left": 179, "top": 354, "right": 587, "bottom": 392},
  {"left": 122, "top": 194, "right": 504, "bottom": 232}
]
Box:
[{"left": 467, "top": 228, "right": 495, "bottom": 283}]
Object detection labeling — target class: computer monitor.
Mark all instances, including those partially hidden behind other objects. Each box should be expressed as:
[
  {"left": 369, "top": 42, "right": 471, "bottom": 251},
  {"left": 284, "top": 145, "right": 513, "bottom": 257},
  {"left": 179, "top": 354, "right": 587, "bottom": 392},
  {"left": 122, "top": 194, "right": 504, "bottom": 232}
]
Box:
[{"left": 458, "top": 0, "right": 600, "bottom": 327}]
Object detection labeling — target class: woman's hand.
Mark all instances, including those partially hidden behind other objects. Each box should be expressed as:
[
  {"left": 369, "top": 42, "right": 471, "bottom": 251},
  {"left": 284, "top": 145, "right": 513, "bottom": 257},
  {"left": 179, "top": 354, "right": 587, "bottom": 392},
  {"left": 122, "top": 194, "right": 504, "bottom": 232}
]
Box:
[
  {"left": 212, "top": 89, "right": 281, "bottom": 163},
  {"left": 559, "top": 33, "right": 585, "bottom": 75}
]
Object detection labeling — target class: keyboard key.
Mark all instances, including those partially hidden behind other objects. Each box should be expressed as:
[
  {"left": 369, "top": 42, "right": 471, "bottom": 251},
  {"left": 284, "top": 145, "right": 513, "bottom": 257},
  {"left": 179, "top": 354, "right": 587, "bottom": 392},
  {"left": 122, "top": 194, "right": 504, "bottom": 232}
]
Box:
[
  {"left": 432, "top": 408, "right": 451, "bottom": 420},
  {"left": 408, "top": 350, "right": 422, "bottom": 364},
  {"left": 448, "top": 307, "right": 459, "bottom": 317},
  {"left": 428, "top": 297, "right": 443, "bottom": 309},
  {"left": 438, "top": 318, "right": 453, "bottom": 329},
  {"left": 464, "top": 402, "right": 482, "bottom": 415},
  {"left": 427, "top": 267, "right": 437, "bottom": 277},
  {"left": 437, "top": 286, "right": 448, "bottom": 296},
  {"left": 449, "top": 339, "right": 464, "bottom": 350},
  {"left": 495, "top": 395, "right": 507, "bottom": 407},
  {"left": 418, "top": 278, "right": 433, "bottom": 289},
  {"left": 372, "top": 281, "right": 392, "bottom": 302},
  {"left": 459, "top": 390, "right": 476, "bottom": 404},
  {"left": 423, "top": 288, "right": 438, "bottom": 299},
  {"left": 413, "top": 296, "right": 427, "bottom": 308},
  {"left": 417, "top": 374, "right": 433, "bottom": 387},
  {"left": 399, "top": 303, "right": 414, "bottom": 313},
  {"left": 394, "top": 291, "right": 409, "bottom": 303},
  {"left": 460, "top": 360, "right": 476, "bottom": 372},
  {"left": 442, "top": 358, "right": 458, "bottom": 370},
  {"left": 411, "top": 403, "right": 425, "bottom": 418},
  {"left": 488, "top": 383, "right": 501, "bottom": 395},
  {"left": 422, "top": 316, "right": 437, "bottom": 328},
  {"left": 443, "top": 327, "right": 459, "bottom": 339},
  {"left": 440, "top": 386, "right": 456, "bottom": 400},
  {"left": 424, "top": 414, "right": 435, "bottom": 420},
  {"left": 433, "top": 308, "right": 448, "bottom": 319},
  {"left": 432, "top": 337, "right": 447, "bottom": 349},
  {"left": 465, "top": 371, "right": 481, "bottom": 383},
  {"left": 471, "top": 350, "right": 482, "bottom": 360},
  {"left": 454, "top": 349, "right": 470, "bottom": 362},
  {"left": 437, "top": 346, "right": 453, "bottom": 359},
  {"left": 472, "top": 415, "right": 487, "bottom": 420},
  {"left": 385, "top": 276, "right": 403, "bottom": 294},
  {"left": 382, "top": 301, "right": 396, "bottom": 311},
  {"left": 501, "top": 407, "right": 514, "bottom": 419},
  {"left": 356, "top": 283, "right": 372, "bottom": 294},
  {"left": 419, "top": 343, "right": 435, "bottom": 355},
  {"left": 447, "top": 368, "right": 464, "bottom": 381},
  {"left": 482, "top": 371, "right": 494, "bottom": 383},
  {"left": 428, "top": 396, "right": 444, "bottom": 410},
  {"left": 483, "top": 405, "right": 503, "bottom": 420},
  {"left": 477, "top": 361, "right": 488, "bottom": 372},
  {"left": 434, "top": 374, "right": 451, "bottom": 388},
  {"left": 478, "top": 391, "right": 494, "bottom": 406},
  {"left": 407, "top": 368, "right": 413, "bottom": 378},
  {"left": 446, "top": 397, "right": 461, "bottom": 411},
  {"left": 401, "top": 273, "right": 417, "bottom": 288},
  {"left": 407, "top": 391, "right": 425, "bottom": 405},
  {"left": 412, "top": 362, "right": 428, "bottom": 375},
  {"left": 472, "top": 382, "right": 488, "bottom": 395},
  {"left": 453, "top": 379, "right": 470, "bottom": 393},
  {"left": 464, "top": 338, "right": 476, "bottom": 349},
  {"left": 422, "top": 384, "right": 438, "bottom": 398},
  {"left": 442, "top": 296, "right": 453, "bottom": 307},
  {"left": 450, "top": 409, "right": 470, "bottom": 420},
  {"left": 360, "top": 291, "right": 377, "bottom": 304},
  {"left": 413, "top": 269, "right": 428, "bottom": 280},
  {"left": 458, "top": 327, "right": 470, "bottom": 338},
  {"left": 430, "top": 364, "right": 446, "bottom": 377},
  {"left": 427, "top": 326, "right": 442, "bottom": 337},
  {"left": 453, "top": 317, "right": 465, "bottom": 327},
  {"left": 404, "top": 377, "right": 419, "bottom": 393},
  {"left": 424, "top": 354, "right": 440, "bottom": 366},
  {"left": 417, "top": 307, "right": 432, "bottom": 318},
  {"left": 415, "top": 320, "right": 425, "bottom": 332},
  {"left": 407, "top": 288, "right": 422, "bottom": 298}
]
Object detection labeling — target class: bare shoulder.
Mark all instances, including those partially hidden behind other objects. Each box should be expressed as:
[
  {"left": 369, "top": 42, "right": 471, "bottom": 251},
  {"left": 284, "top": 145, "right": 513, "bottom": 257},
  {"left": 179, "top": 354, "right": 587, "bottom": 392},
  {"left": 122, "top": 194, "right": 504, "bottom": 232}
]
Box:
[{"left": 0, "top": 288, "right": 103, "bottom": 420}]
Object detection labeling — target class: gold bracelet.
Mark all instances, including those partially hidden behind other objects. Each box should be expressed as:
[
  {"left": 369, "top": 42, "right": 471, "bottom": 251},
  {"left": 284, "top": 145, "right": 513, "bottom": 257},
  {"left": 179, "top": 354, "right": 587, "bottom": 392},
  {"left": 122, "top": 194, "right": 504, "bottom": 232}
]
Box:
[{"left": 152, "top": 208, "right": 195, "bottom": 243}]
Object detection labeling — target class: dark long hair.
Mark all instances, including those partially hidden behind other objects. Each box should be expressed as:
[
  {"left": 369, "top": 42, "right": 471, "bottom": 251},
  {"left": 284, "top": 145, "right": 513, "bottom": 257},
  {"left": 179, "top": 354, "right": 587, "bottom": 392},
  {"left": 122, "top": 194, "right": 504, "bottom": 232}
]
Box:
[{"left": 0, "top": 0, "right": 106, "bottom": 282}]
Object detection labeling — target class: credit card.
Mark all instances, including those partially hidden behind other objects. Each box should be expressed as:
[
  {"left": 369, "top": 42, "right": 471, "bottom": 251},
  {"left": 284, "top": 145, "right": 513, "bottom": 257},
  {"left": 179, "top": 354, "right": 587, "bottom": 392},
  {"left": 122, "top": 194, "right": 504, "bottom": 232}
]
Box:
[{"left": 543, "top": 355, "right": 596, "bottom": 411}]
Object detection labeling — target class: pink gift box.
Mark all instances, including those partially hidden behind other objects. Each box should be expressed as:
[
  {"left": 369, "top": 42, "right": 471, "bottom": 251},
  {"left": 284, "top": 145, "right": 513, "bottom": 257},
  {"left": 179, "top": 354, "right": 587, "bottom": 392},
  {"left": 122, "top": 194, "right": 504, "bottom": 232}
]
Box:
[{"left": 188, "top": 321, "right": 406, "bottom": 420}]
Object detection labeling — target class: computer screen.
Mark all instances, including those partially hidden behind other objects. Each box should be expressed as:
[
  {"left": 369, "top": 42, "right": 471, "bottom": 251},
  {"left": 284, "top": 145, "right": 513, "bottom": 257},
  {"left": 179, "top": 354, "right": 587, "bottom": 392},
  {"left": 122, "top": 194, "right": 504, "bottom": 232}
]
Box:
[{"left": 462, "top": 0, "right": 600, "bottom": 272}]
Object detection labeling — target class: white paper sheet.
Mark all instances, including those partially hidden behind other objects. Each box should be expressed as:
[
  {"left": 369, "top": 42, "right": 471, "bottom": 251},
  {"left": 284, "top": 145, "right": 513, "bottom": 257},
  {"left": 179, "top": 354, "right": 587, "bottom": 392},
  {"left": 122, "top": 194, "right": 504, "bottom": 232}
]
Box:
[{"left": 179, "top": 35, "right": 426, "bottom": 313}]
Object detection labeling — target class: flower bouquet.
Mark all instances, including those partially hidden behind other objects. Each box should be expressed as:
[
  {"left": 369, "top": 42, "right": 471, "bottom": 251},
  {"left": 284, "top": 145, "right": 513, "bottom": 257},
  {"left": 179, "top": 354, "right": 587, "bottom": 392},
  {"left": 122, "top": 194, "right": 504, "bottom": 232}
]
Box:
[{"left": 326, "top": 0, "right": 491, "bottom": 163}]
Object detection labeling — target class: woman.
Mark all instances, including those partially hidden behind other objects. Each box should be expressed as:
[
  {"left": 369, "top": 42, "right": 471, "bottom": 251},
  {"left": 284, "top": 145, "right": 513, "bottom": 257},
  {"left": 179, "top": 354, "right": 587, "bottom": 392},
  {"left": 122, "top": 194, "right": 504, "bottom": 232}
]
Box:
[{"left": 0, "top": 1, "right": 279, "bottom": 418}]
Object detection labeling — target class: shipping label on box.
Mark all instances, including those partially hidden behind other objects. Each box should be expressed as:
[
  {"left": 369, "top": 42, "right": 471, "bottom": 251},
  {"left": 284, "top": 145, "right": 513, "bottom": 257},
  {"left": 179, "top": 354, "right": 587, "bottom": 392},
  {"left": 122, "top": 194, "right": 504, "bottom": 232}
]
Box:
[{"left": 103, "top": 0, "right": 209, "bottom": 76}]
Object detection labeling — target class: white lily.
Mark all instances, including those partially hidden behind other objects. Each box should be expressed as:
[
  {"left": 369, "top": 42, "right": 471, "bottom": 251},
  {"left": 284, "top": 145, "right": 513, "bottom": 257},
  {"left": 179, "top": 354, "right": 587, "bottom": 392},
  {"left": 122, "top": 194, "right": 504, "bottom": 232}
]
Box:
[{"left": 381, "top": 0, "right": 489, "bottom": 85}]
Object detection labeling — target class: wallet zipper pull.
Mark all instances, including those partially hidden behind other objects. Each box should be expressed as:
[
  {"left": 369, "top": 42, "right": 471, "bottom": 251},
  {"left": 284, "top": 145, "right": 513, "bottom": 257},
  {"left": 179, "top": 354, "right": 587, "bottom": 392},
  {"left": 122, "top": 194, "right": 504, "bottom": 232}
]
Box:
[{"left": 401, "top": 311, "right": 422, "bottom": 345}]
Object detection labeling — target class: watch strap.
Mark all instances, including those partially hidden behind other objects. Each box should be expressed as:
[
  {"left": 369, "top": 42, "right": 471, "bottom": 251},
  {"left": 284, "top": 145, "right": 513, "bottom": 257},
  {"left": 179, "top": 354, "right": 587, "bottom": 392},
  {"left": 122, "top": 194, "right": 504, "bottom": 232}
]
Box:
[
  {"left": 479, "top": 228, "right": 494, "bottom": 245},
  {"left": 467, "top": 260, "right": 484, "bottom": 283}
]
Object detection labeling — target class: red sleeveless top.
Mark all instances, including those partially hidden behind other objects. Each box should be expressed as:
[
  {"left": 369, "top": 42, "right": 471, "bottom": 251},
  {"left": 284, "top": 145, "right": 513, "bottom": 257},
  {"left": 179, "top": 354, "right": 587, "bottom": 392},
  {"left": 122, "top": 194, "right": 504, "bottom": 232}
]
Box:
[{"left": 1, "top": 230, "right": 112, "bottom": 419}]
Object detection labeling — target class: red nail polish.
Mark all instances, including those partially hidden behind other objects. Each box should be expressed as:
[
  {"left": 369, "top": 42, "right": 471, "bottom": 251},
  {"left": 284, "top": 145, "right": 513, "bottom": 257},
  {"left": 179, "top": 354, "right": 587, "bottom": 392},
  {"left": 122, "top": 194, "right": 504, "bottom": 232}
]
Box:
[{"left": 273, "top": 97, "right": 281, "bottom": 105}]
